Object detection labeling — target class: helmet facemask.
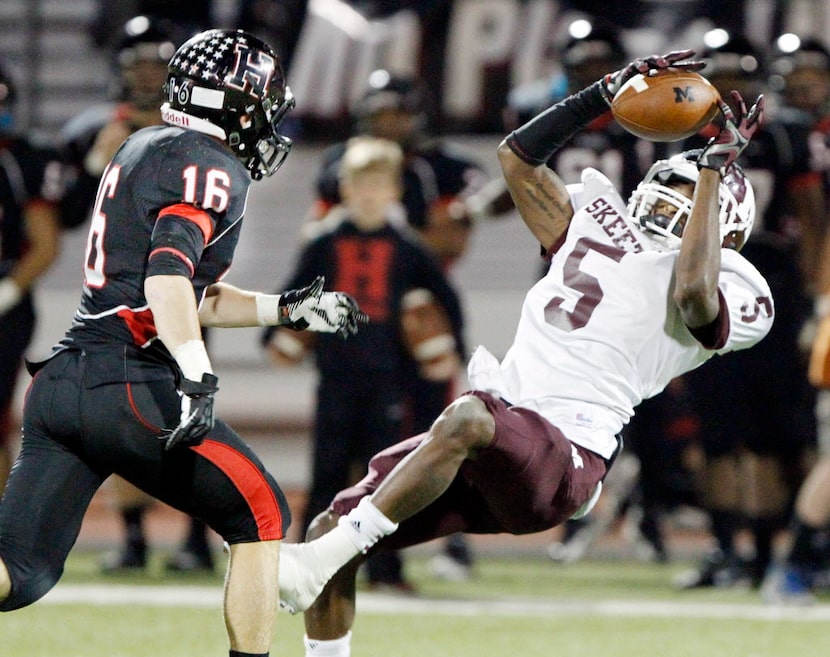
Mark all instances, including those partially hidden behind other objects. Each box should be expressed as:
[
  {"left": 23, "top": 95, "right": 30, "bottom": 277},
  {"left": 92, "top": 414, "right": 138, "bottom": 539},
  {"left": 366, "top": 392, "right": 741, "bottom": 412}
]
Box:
[
  {"left": 229, "top": 86, "right": 295, "bottom": 180},
  {"left": 626, "top": 152, "right": 756, "bottom": 251},
  {"left": 627, "top": 175, "right": 695, "bottom": 251}
]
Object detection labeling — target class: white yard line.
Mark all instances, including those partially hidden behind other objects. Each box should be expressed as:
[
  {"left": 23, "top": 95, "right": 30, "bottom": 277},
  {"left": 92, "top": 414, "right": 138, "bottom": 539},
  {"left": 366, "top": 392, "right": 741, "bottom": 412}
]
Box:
[{"left": 40, "top": 584, "right": 830, "bottom": 621}]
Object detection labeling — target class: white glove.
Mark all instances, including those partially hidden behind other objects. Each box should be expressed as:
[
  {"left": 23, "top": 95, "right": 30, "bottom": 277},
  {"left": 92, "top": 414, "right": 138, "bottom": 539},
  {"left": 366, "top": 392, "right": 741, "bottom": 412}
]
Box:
[{"left": 278, "top": 275, "right": 368, "bottom": 339}]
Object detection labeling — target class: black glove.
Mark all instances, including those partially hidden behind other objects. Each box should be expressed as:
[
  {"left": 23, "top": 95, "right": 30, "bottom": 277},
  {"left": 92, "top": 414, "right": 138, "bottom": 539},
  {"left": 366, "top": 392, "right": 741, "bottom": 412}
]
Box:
[
  {"left": 697, "top": 91, "right": 765, "bottom": 171},
  {"left": 279, "top": 275, "right": 368, "bottom": 339},
  {"left": 162, "top": 373, "right": 219, "bottom": 451},
  {"left": 601, "top": 49, "right": 706, "bottom": 103}
]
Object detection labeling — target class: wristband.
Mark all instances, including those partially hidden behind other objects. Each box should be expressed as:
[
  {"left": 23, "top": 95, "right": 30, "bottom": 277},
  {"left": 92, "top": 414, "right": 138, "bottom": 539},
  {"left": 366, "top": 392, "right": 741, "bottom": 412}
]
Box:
[
  {"left": 171, "top": 339, "right": 213, "bottom": 381},
  {"left": 506, "top": 80, "right": 609, "bottom": 166},
  {"left": 255, "top": 293, "right": 283, "bottom": 325},
  {"left": 0, "top": 277, "right": 22, "bottom": 314}
]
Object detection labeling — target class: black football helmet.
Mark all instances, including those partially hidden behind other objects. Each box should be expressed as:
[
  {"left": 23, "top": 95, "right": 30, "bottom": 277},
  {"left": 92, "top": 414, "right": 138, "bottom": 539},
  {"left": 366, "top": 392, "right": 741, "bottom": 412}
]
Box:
[
  {"left": 353, "top": 69, "right": 431, "bottom": 140},
  {"left": 768, "top": 35, "right": 830, "bottom": 115},
  {"left": 356, "top": 70, "right": 428, "bottom": 117},
  {"left": 117, "top": 15, "right": 178, "bottom": 67},
  {"left": 769, "top": 35, "right": 830, "bottom": 77},
  {"left": 701, "top": 33, "right": 764, "bottom": 79},
  {"left": 114, "top": 15, "right": 179, "bottom": 110},
  {"left": 700, "top": 33, "right": 765, "bottom": 119},
  {"left": 162, "top": 29, "right": 295, "bottom": 180}
]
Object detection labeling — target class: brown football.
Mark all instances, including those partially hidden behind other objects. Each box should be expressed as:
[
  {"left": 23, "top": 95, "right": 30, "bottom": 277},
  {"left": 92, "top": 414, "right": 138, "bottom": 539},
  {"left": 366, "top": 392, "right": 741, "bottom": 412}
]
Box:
[
  {"left": 611, "top": 69, "right": 720, "bottom": 142},
  {"left": 400, "top": 288, "right": 461, "bottom": 382}
]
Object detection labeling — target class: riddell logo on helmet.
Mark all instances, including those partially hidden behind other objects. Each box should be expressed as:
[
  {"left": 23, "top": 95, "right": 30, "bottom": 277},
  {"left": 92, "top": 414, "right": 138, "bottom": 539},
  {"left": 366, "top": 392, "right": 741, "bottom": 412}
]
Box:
[{"left": 161, "top": 107, "right": 190, "bottom": 127}]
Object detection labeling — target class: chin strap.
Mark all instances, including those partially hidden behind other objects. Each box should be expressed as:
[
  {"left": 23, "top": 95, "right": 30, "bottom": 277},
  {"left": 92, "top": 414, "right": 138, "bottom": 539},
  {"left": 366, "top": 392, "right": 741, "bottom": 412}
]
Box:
[{"left": 160, "top": 104, "right": 227, "bottom": 141}]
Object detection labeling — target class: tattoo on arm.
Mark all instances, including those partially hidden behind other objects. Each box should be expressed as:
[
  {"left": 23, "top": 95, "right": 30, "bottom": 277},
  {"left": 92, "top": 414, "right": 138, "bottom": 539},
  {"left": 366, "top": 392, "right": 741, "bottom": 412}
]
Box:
[{"left": 519, "top": 178, "right": 564, "bottom": 213}]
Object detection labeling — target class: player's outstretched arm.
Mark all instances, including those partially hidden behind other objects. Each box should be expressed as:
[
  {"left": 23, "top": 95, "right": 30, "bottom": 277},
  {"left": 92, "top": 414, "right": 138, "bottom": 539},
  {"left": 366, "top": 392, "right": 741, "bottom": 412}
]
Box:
[
  {"left": 497, "top": 140, "right": 571, "bottom": 250},
  {"left": 198, "top": 281, "right": 262, "bottom": 327},
  {"left": 674, "top": 91, "right": 764, "bottom": 329},
  {"left": 672, "top": 167, "right": 722, "bottom": 329},
  {"left": 200, "top": 277, "right": 368, "bottom": 338},
  {"left": 499, "top": 50, "right": 704, "bottom": 252}
]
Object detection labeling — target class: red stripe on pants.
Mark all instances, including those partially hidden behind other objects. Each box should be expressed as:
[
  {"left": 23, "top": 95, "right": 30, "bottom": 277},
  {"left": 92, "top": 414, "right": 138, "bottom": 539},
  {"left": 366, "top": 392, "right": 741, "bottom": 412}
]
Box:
[{"left": 192, "top": 439, "right": 284, "bottom": 540}]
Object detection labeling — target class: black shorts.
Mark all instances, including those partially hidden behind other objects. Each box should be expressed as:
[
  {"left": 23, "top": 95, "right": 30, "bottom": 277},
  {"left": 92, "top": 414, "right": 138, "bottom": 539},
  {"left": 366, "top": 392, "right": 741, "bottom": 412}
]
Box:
[
  {"left": 331, "top": 390, "right": 608, "bottom": 551},
  {"left": 0, "top": 347, "right": 289, "bottom": 572}
]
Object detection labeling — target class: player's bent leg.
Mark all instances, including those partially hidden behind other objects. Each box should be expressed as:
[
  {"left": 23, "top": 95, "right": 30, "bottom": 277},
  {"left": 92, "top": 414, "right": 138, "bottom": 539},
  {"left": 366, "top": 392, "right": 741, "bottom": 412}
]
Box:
[
  {"left": 0, "top": 425, "right": 102, "bottom": 611},
  {"left": 371, "top": 394, "right": 495, "bottom": 521},
  {"left": 225, "top": 540, "right": 280, "bottom": 652},
  {"left": 303, "top": 510, "right": 364, "bottom": 647},
  {"left": 279, "top": 518, "right": 363, "bottom": 615},
  {"left": 280, "top": 396, "right": 496, "bottom": 615}
]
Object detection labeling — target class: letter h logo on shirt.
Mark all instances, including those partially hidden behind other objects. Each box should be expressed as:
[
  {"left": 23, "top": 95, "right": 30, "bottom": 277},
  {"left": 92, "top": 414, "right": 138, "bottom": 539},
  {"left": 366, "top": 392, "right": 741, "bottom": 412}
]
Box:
[{"left": 333, "top": 237, "right": 394, "bottom": 320}]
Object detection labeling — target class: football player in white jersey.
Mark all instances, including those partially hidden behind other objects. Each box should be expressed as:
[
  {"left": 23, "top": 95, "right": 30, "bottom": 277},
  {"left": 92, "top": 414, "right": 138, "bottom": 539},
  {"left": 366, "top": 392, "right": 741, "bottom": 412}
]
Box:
[{"left": 278, "top": 51, "right": 770, "bottom": 657}]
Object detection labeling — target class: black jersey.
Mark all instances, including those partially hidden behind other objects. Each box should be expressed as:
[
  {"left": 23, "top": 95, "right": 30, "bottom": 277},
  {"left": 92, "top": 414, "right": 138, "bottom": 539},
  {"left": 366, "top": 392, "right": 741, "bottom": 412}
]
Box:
[
  {"left": 315, "top": 139, "right": 488, "bottom": 229},
  {"left": 266, "top": 217, "right": 464, "bottom": 377},
  {"left": 57, "top": 102, "right": 117, "bottom": 230},
  {"left": 62, "top": 125, "right": 250, "bottom": 350},
  {"left": 0, "top": 136, "right": 63, "bottom": 275}
]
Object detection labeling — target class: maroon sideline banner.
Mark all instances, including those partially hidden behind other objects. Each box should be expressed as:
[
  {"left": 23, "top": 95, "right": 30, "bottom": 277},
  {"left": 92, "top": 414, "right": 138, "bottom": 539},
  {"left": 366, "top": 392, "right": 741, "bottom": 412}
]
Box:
[{"left": 286, "top": 0, "right": 565, "bottom": 136}]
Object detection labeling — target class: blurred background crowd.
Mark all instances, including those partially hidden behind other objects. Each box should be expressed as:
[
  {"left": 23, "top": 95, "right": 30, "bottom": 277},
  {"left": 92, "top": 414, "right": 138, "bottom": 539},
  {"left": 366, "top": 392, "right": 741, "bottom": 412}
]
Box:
[{"left": 4, "top": 0, "right": 830, "bottom": 604}]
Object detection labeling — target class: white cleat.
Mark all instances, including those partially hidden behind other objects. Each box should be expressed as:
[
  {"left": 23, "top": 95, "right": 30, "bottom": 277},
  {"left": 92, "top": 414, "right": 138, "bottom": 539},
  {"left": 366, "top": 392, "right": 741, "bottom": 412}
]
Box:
[{"left": 279, "top": 539, "right": 355, "bottom": 614}]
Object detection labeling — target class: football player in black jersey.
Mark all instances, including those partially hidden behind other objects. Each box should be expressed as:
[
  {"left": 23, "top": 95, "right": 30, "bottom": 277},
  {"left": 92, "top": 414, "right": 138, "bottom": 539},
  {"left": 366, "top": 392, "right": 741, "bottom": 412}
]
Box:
[
  {"left": 312, "top": 70, "right": 491, "bottom": 269},
  {"left": 674, "top": 34, "right": 820, "bottom": 590},
  {"left": 0, "top": 30, "right": 366, "bottom": 657},
  {"left": 761, "top": 35, "right": 830, "bottom": 604},
  {"left": 60, "top": 14, "right": 224, "bottom": 577},
  {"left": 0, "top": 58, "right": 63, "bottom": 494}
]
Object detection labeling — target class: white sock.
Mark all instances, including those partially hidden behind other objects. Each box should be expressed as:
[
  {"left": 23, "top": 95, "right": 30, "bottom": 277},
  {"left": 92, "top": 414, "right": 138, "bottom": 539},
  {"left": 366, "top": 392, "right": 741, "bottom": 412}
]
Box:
[
  {"left": 337, "top": 497, "right": 399, "bottom": 553},
  {"left": 304, "top": 632, "right": 352, "bottom": 657}
]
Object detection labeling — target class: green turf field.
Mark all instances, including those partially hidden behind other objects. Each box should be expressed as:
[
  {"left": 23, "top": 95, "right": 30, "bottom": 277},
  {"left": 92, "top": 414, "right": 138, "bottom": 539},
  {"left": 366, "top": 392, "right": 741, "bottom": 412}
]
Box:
[{"left": 3, "top": 550, "right": 829, "bottom": 656}]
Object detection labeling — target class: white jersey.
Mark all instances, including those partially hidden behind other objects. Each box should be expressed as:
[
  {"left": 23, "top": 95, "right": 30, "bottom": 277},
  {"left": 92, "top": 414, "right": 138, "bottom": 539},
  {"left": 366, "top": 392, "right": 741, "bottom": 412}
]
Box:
[{"left": 470, "top": 168, "right": 773, "bottom": 459}]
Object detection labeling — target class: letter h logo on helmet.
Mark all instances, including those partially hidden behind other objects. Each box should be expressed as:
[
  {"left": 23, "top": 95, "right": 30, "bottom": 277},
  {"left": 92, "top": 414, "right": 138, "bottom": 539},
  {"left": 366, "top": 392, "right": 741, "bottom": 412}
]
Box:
[{"left": 227, "top": 44, "right": 274, "bottom": 99}]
